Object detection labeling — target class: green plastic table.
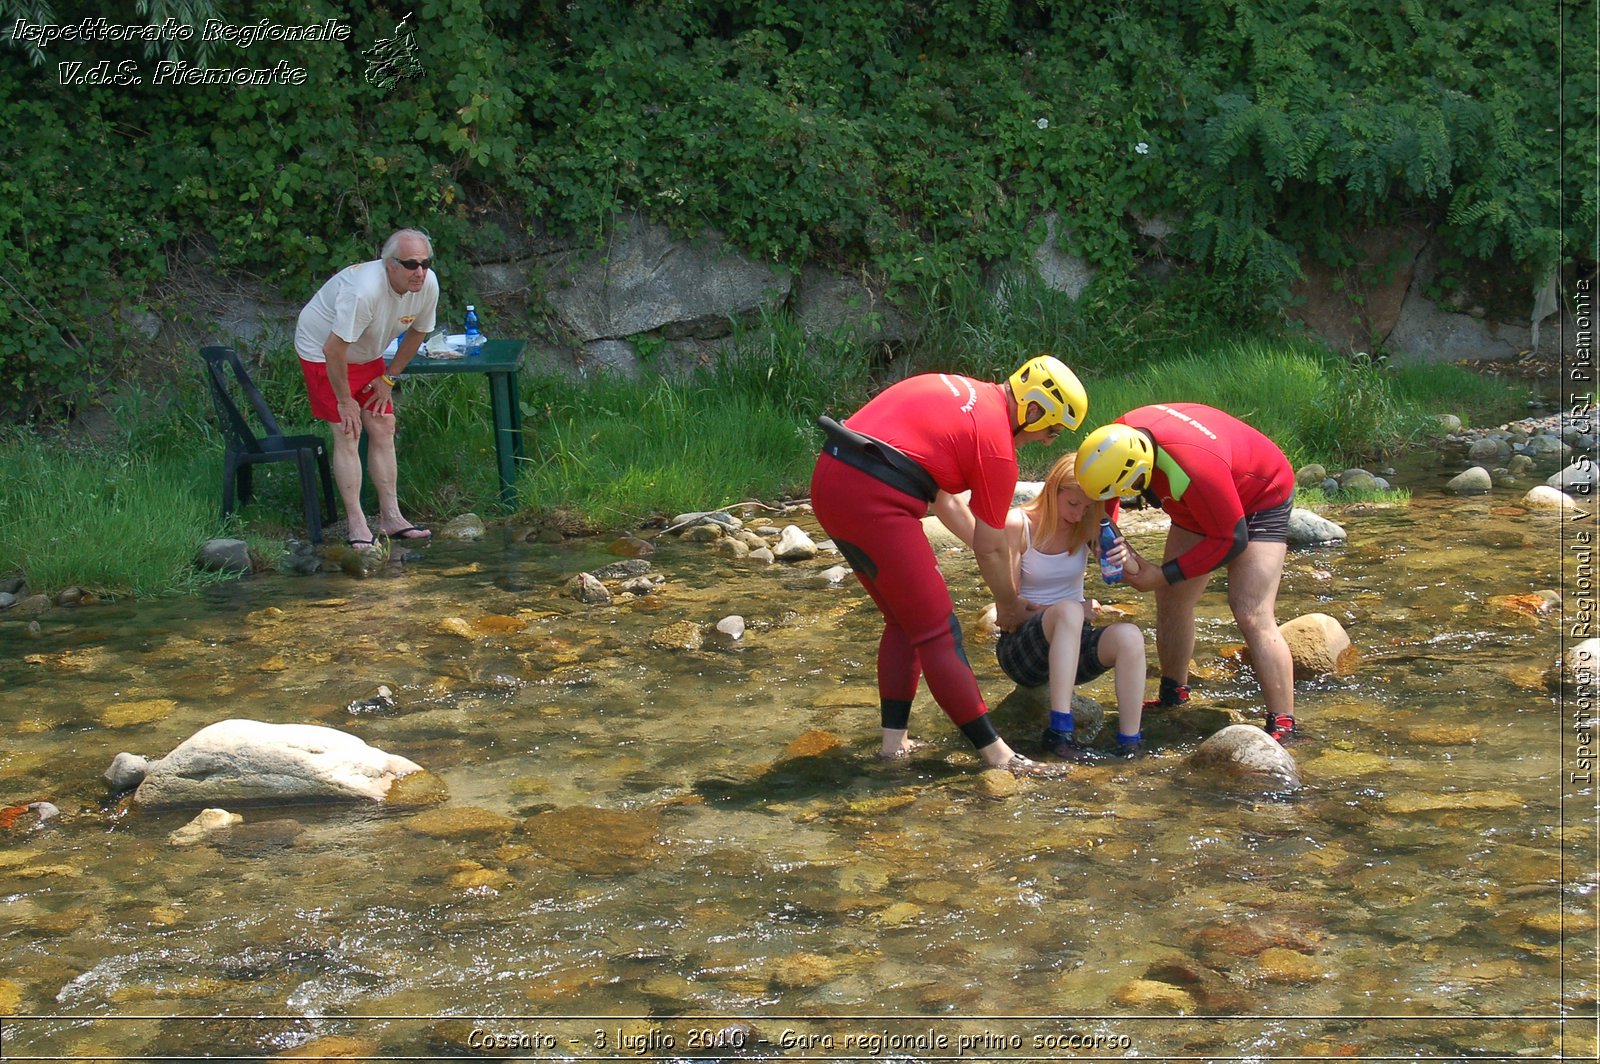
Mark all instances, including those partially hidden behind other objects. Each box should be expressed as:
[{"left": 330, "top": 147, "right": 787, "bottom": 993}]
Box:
[{"left": 390, "top": 338, "right": 527, "bottom": 510}]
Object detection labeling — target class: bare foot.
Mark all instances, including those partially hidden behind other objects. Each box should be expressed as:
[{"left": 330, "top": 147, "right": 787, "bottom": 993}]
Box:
[
  {"left": 377, "top": 522, "right": 431, "bottom": 540},
  {"left": 1002, "top": 754, "right": 1069, "bottom": 779},
  {"left": 876, "top": 738, "right": 932, "bottom": 761}
]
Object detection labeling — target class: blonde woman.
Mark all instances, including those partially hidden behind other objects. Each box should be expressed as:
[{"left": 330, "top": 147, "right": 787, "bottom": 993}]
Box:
[{"left": 946, "top": 452, "right": 1150, "bottom": 759}]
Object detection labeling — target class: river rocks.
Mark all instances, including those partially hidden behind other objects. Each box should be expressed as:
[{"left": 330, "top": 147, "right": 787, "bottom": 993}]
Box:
[
  {"left": 774, "top": 525, "right": 817, "bottom": 561},
  {"left": 681, "top": 523, "right": 725, "bottom": 543},
  {"left": 520, "top": 805, "right": 661, "bottom": 874},
  {"left": 116, "top": 719, "right": 431, "bottom": 807},
  {"left": 567, "top": 572, "right": 612, "bottom": 605},
  {"left": 1112, "top": 978, "right": 1195, "bottom": 1012},
  {"left": 1548, "top": 459, "right": 1596, "bottom": 494},
  {"left": 1522, "top": 485, "right": 1576, "bottom": 510},
  {"left": 0, "top": 801, "right": 59, "bottom": 832},
  {"left": 798, "top": 564, "right": 853, "bottom": 589},
  {"left": 1278, "top": 613, "right": 1354, "bottom": 677},
  {"left": 1189, "top": 724, "right": 1301, "bottom": 790},
  {"left": 1382, "top": 789, "right": 1523, "bottom": 814},
  {"left": 403, "top": 805, "right": 520, "bottom": 839},
  {"left": 606, "top": 534, "right": 655, "bottom": 558},
  {"left": 1525, "top": 433, "right": 1571, "bottom": 462},
  {"left": 649, "top": 620, "right": 705, "bottom": 650},
  {"left": 1467, "top": 435, "right": 1512, "bottom": 465},
  {"left": 197, "top": 538, "right": 252, "bottom": 574},
  {"left": 277, "top": 1035, "right": 381, "bottom": 1059},
  {"left": 975, "top": 768, "right": 1021, "bottom": 800},
  {"left": 672, "top": 510, "right": 742, "bottom": 532},
  {"left": 168, "top": 808, "right": 242, "bottom": 846},
  {"left": 439, "top": 513, "right": 486, "bottom": 540},
  {"left": 1337, "top": 468, "right": 1381, "bottom": 493},
  {"left": 710, "top": 615, "right": 745, "bottom": 647},
  {"left": 1550, "top": 638, "right": 1599, "bottom": 694},
  {"left": 714, "top": 536, "right": 749, "bottom": 559},
  {"left": 1287, "top": 508, "right": 1346, "bottom": 547},
  {"left": 1294, "top": 463, "right": 1326, "bottom": 487},
  {"left": 1447, "top": 466, "right": 1493, "bottom": 494},
  {"left": 105, "top": 751, "right": 150, "bottom": 791},
  {"left": 99, "top": 697, "right": 178, "bottom": 728},
  {"left": 590, "top": 559, "right": 652, "bottom": 580}
]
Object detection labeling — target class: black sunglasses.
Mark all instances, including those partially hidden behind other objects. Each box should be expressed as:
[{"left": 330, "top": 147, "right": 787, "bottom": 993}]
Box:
[{"left": 392, "top": 257, "right": 433, "bottom": 271}]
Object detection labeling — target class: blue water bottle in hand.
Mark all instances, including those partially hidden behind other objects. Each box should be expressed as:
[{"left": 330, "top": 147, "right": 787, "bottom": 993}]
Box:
[
  {"left": 464, "top": 304, "right": 481, "bottom": 356},
  {"left": 1098, "top": 517, "right": 1123, "bottom": 584}
]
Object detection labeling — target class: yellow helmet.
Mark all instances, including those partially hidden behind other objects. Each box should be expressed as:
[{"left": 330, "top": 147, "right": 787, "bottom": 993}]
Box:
[
  {"left": 1075, "top": 423, "right": 1154, "bottom": 500},
  {"left": 1008, "top": 355, "right": 1086, "bottom": 433}
]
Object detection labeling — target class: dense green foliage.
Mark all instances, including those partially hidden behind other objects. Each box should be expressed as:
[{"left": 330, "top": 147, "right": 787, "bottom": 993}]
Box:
[{"left": 0, "top": 0, "right": 1588, "bottom": 419}]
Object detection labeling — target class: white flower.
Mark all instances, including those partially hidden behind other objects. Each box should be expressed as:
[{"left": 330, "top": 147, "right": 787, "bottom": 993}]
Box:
[
  {"left": 1134, "top": 141, "right": 1150, "bottom": 154},
  {"left": 1036, "top": 118, "right": 1049, "bottom": 130}
]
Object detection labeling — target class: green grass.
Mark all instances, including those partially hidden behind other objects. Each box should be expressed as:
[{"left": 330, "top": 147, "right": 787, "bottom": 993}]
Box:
[
  {"left": 0, "top": 304, "right": 1534, "bottom": 598},
  {"left": 0, "top": 430, "right": 234, "bottom": 597}
]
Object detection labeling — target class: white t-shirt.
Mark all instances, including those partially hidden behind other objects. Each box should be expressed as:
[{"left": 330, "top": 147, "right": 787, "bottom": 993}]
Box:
[
  {"left": 294, "top": 260, "right": 439, "bottom": 365},
  {"left": 1016, "top": 510, "right": 1088, "bottom": 607}
]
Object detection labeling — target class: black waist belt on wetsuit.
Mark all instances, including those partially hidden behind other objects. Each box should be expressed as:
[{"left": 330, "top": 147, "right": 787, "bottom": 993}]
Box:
[{"left": 817, "top": 416, "right": 939, "bottom": 503}]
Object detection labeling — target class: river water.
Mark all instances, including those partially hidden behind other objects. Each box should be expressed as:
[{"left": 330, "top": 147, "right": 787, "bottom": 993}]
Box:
[{"left": 0, "top": 455, "right": 1593, "bottom": 1062}]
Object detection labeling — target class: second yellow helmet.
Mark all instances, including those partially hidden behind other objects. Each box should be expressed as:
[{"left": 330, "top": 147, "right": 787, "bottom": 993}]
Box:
[{"left": 1075, "top": 423, "right": 1154, "bottom": 500}]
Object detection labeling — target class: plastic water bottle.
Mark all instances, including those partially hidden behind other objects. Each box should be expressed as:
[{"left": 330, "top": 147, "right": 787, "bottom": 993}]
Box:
[
  {"left": 464, "top": 305, "right": 481, "bottom": 356},
  {"left": 1098, "top": 517, "right": 1123, "bottom": 584}
]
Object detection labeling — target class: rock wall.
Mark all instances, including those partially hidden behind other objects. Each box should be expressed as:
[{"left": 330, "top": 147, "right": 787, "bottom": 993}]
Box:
[{"left": 176, "top": 211, "right": 1580, "bottom": 382}]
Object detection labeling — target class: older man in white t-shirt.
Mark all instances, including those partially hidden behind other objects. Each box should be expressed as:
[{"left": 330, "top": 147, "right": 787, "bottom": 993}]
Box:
[{"left": 295, "top": 228, "right": 438, "bottom": 548}]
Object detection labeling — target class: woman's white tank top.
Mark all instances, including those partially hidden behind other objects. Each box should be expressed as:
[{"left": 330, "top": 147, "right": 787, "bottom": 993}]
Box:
[{"left": 1017, "top": 509, "right": 1087, "bottom": 606}]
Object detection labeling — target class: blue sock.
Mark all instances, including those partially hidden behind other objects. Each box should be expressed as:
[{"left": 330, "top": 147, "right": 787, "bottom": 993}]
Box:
[
  {"left": 1116, "top": 730, "right": 1143, "bottom": 747},
  {"left": 1049, "top": 711, "right": 1075, "bottom": 734}
]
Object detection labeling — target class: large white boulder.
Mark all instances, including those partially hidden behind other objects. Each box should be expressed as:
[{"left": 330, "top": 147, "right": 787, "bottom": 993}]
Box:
[
  {"left": 118, "top": 720, "right": 428, "bottom": 807},
  {"left": 1190, "top": 724, "right": 1301, "bottom": 791}
]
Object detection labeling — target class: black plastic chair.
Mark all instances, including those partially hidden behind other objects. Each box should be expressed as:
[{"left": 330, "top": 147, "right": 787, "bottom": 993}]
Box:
[{"left": 201, "top": 346, "right": 336, "bottom": 544}]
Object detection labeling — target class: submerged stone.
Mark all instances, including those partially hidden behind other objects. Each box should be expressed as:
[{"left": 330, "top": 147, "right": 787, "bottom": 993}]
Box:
[
  {"left": 168, "top": 808, "right": 243, "bottom": 847},
  {"left": 521, "top": 806, "right": 661, "bottom": 874}
]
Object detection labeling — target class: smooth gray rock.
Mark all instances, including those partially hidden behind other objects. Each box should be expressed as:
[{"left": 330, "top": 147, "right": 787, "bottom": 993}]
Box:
[
  {"left": 126, "top": 720, "right": 426, "bottom": 807},
  {"left": 1467, "top": 436, "right": 1511, "bottom": 464},
  {"left": 1190, "top": 724, "right": 1301, "bottom": 791},
  {"left": 1548, "top": 460, "right": 1597, "bottom": 495},
  {"left": 1337, "top": 468, "right": 1379, "bottom": 492},
  {"left": 1447, "top": 466, "right": 1494, "bottom": 494},
  {"left": 104, "top": 752, "right": 152, "bottom": 791},
  {"left": 1287, "top": 508, "right": 1347, "bottom": 548},
  {"left": 197, "top": 538, "right": 251, "bottom": 574}
]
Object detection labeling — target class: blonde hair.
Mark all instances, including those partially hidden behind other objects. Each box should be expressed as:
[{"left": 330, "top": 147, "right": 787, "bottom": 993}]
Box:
[{"left": 1021, "top": 451, "right": 1104, "bottom": 553}]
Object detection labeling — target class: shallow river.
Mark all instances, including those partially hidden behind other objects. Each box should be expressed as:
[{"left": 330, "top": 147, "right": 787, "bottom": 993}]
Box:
[{"left": 0, "top": 456, "right": 1593, "bottom": 1062}]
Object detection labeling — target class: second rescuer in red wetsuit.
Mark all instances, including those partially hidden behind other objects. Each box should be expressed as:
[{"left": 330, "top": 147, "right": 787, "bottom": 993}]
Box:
[
  {"left": 810, "top": 356, "right": 1087, "bottom": 776},
  {"left": 1076, "top": 403, "right": 1299, "bottom": 741}
]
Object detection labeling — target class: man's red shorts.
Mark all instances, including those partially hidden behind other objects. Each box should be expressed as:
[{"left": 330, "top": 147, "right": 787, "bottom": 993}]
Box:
[{"left": 298, "top": 357, "right": 391, "bottom": 422}]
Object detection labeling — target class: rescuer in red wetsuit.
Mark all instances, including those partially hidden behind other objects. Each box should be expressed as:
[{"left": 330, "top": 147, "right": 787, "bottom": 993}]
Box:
[
  {"left": 1076, "top": 403, "right": 1298, "bottom": 741},
  {"left": 811, "top": 355, "right": 1087, "bottom": 775}
]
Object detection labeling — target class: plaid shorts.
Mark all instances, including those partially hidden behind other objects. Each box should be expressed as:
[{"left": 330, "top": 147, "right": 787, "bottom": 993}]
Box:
[{"left": 995, "top": 610, "right": 1109, "bottom": 690}]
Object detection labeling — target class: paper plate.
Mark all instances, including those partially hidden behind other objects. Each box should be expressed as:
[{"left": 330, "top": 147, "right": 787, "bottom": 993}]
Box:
[{"left": 384, "top": 334, "right": 470, "bottom": 357}]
